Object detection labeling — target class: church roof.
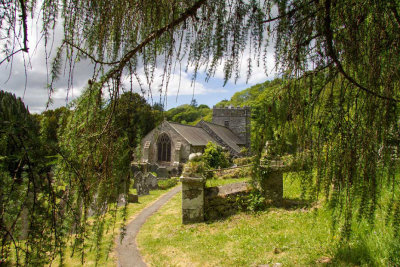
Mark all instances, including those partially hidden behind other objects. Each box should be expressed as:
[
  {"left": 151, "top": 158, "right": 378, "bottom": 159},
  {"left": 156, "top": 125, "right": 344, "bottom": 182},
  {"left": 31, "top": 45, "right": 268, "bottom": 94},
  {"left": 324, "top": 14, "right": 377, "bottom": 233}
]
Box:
[
  {"left": 200, "top": 121, "right": 244, "bottom": 153},
  {"left": 168, "top": 122, "right": 217, "bottom": 146}
]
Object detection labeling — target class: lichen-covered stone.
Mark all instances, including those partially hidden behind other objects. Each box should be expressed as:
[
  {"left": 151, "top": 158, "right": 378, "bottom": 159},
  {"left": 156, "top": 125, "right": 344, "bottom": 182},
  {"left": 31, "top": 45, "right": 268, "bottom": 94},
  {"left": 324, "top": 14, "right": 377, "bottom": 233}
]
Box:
[
  {"left": 181, "top": 176, "right": 205, "bottom": 224},
  {"left": 261, "top": 171, "right": 283, "bottom": 203}
]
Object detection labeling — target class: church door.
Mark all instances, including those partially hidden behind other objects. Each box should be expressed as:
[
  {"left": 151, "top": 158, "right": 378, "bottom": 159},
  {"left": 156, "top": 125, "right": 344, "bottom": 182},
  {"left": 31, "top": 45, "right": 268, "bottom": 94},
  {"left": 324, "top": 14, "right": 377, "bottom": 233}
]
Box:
[{"left": 157, "top": 133, "right": 171, "bottom": 162}]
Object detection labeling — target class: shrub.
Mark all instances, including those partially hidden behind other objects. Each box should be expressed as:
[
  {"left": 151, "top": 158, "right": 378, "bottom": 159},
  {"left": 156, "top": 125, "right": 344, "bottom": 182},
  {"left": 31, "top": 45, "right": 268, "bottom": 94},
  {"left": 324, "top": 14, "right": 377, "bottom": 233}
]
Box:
[
  {"left": 236, "top": 190, "right": 265, "bottom": 212},
  {"left": 158, "top": 177, "right": 179, "bottom": 190},
  {"left": 202, "top": 142, "right": 231, "bottom": 169},
  {"left": 233, "top": 156, "right": 254, "bottom": 166},
  {"left": 246, "top": 190, "right": 266, "bottom": 211}
]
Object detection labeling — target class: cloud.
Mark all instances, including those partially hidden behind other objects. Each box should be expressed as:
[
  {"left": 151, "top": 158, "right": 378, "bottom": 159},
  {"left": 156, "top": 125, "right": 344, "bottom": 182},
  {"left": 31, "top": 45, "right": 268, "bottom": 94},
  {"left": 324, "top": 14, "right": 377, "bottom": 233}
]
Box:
[
  {"left": 0, "top": 12, "right": 95, "bottom": 113},
  {"left": 209, "top": 44, "right": 277, "bottom": 85},
  {"left": 0, "top": 10, "right": 277, "bottom": 113}
]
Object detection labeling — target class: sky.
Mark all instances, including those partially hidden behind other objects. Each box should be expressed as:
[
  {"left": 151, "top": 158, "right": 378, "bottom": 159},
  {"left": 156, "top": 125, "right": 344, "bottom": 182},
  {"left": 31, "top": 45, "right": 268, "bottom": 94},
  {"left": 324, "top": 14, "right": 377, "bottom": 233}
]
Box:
[{"left": 0, "top": 11, "right": 277, "bottom": 114}]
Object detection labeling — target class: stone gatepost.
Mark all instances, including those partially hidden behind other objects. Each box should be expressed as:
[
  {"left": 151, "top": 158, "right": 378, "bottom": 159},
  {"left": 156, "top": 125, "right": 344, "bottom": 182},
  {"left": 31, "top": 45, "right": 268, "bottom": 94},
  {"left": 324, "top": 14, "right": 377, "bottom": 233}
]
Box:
[
  {"left": 180, "top": 173, "right": 206, "bottom": 224},
  {"left": 260, "top": 141, "right": 284, "bottom": 204},
  {"left": 260, "top": 160, "right": 284, "bottom": 204}
]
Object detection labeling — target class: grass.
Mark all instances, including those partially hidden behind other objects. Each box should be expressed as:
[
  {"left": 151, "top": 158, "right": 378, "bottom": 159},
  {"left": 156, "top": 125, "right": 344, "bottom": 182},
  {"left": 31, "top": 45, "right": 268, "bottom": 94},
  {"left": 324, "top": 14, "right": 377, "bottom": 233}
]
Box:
[
  {"left": 137, "top": 174, "right": 397, "bottom": 266},
  {"left": 57, "top": 187, "right": 178, "bottom": 266}
]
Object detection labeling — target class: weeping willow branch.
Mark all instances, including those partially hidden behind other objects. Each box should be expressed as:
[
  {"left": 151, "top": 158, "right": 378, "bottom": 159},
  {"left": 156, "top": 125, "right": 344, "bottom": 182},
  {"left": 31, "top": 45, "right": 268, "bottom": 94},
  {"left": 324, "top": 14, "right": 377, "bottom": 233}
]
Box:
[
  {"left": 63, "top": 40, "right": 120, "bottom": 65},
  {"left": 18, "top": 0, "right": 29, "bottom": 52},
  {"left": 262, "top": 0, "right": 317, "bottom": 23},
  {"left": 102, "top": 0, "right": 207, "bottom": 82},
  {"left": 323, "top": 0, "right": 399, "bottom": 103}
]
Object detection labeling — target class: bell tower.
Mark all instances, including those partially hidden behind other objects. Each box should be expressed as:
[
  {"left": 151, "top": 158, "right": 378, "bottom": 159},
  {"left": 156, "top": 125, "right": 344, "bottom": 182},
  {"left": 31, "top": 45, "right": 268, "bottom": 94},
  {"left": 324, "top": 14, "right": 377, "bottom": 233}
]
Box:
[{"left": 212, "top": 105, "right": 251, "bottom": 149}]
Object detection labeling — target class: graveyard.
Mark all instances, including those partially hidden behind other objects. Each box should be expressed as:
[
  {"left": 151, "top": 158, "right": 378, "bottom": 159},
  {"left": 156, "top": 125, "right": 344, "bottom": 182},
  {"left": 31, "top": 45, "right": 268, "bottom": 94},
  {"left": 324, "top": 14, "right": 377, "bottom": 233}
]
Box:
[{"left": 1, "top": 1, "right": 400, "bottom": 266}]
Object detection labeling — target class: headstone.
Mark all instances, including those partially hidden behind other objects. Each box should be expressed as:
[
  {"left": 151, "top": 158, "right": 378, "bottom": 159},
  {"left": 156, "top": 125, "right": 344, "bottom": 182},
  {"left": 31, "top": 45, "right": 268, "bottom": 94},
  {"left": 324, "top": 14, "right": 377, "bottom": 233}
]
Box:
[
  {"left": 135, "top": 171, "right": 149, "bottom": 195},
  {"left": 128, "top": 194, "right": 138, "bottom": 203},
  {"left": 146, "top": 172, "right": 158, "bottom": 190},
  {"left": 156, "top": 166, "right": 169, "bottom": 178},
  {"left": 117, "top": 194, "right": 127, "bottom": 207}
]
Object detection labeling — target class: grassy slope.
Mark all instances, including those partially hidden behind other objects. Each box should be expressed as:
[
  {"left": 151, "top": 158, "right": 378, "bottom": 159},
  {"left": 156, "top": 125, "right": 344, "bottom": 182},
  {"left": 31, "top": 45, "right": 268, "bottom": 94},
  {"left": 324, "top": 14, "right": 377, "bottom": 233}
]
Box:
[
  {"left": 137, "top": 176, "right": 394, "bottom": 266},
  {"left": 58, "top": 188, "right": 174, "bottom": 266},
  {"left": 137, "top": 178, "right": 332, "bottom": 266}
]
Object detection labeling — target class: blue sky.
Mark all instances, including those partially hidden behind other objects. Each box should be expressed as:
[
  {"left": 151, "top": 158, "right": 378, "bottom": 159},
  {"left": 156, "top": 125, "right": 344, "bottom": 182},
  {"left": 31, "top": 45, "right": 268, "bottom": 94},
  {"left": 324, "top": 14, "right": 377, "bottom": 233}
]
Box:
[{"left": 0, "top": 12, "right": 277, "bottom": 113}]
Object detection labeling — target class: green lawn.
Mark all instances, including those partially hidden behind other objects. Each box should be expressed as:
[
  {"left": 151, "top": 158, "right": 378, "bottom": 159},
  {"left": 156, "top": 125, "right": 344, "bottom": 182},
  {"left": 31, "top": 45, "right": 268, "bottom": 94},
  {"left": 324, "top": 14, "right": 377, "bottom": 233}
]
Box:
[
  {"left": 57, "top": 187, "right": 177, "bottom": 266},
  {"left": 137, "top": 176, "right": 395, "bottom": 266}
]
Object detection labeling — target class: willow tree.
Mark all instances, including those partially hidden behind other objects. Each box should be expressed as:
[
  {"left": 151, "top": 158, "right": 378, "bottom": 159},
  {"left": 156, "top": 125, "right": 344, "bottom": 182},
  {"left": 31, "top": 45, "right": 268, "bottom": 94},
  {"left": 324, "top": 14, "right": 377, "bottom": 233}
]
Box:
[{"left": 1, "top": 0, "right": 400, "bottom": 265}]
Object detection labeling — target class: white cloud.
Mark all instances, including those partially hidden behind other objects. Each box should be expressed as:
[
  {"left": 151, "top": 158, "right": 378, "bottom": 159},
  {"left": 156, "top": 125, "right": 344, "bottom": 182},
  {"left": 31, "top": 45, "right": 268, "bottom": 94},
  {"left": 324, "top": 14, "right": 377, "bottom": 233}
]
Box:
[{"left": 1, "top": 8, "right": 278, "bottom": 113}]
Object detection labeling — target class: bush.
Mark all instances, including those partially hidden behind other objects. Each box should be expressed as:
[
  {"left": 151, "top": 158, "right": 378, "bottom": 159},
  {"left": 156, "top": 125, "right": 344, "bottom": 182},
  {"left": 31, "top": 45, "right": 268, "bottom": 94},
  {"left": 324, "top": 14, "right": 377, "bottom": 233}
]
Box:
[
  {"left": 236, "top": 190, "right": 265, "bottom": 212},
  {"left": 233, "top": 156, "right": 254, "bottom": 166},
  {"left": 246, "top": 190, "right": 266, "bottom": 211},
  {"left": 202, "top": 142, "right": 231, "bottom": 169},
  {"left": 158, "top": 177, "right": 179, "bottom": 190}
]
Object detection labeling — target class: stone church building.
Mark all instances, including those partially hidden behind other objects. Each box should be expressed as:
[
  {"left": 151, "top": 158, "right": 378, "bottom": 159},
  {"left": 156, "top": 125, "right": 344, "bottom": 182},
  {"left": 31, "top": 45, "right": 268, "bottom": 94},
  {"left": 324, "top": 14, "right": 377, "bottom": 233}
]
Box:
[{"left": 140, "top": 106, "right": 251, "bottom": 169}]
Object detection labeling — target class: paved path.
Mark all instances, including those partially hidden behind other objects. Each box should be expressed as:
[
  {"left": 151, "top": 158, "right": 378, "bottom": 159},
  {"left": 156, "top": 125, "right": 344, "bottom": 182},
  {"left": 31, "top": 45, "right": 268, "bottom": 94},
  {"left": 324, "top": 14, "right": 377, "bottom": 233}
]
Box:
[{"left": 116, "top": 185, "right": 181, "bottom": 267}]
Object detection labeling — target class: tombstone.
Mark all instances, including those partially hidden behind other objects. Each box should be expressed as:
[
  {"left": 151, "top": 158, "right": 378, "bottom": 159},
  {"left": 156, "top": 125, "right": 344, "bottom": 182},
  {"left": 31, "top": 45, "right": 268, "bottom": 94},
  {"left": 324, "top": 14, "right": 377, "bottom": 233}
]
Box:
[
  {"left": 128, "top": 194, "right": 138, "bottom": 203},
  {"left": 146, "top": 172, "right": 158, "bottom": 190},
  {"left": 135, "top": 171, "right": 149, "bottom": 195},
  {"left": 156, "top": 166, "right": 169, "bottom": 178},
  {"left": 117, "top": 194, "right": 127, "bottom": 207}
]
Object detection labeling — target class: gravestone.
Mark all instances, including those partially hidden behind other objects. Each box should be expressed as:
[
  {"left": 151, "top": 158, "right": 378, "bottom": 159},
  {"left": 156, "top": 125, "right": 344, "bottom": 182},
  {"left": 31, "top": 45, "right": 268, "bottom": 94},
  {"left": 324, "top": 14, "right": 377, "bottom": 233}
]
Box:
[
  {"left": 146, "top": 172, "right": 158, "bottom": 190},
  {"left": 135, "top": 171, "right": 149, "bottom": 195},
  {"left": 128, "top": 194, "right": 138, "bottom": 203},
  {"left": 156, "top": 166, "right": 169, "bottom": 178}
]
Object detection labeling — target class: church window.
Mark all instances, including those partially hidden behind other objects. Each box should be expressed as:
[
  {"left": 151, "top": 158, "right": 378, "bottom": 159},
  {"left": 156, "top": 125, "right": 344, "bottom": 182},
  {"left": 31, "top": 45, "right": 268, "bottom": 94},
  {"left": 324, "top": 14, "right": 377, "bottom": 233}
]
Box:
[{"left": 157, "top": 133, "right": 171, "bottom": 162}]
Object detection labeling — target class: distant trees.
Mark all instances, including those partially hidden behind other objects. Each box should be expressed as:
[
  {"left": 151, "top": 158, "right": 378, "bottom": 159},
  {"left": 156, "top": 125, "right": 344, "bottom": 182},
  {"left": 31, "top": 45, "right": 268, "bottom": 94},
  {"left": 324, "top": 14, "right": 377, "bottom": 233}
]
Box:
[
  {"left": 165, "top": 103, "right": 211, "bottom": 125},
  {"left": 113, "top": 92, "right": 163, "bottom": 149}
]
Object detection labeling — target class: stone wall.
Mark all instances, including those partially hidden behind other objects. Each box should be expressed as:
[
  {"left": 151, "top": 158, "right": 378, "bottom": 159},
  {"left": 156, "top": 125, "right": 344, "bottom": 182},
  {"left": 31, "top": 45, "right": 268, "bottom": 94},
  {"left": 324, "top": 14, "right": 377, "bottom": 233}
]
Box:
[
  {"left": 180, "top": 165, "right": 284, "bottom": 224},
  {"left": 204, "top": 181, "right": 251, "bottom": 220},
  {"left": 141, "top": 121, "right": 192, "bottom": 167}
]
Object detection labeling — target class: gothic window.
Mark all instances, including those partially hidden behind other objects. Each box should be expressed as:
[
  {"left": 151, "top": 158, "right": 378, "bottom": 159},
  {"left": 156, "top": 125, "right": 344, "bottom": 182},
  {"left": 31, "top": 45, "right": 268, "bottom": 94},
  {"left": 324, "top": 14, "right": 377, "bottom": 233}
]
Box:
[
  {"left": 157, "top": 133, "right": 171, "bottom": 162},
  {"left": 224, "top": 120, "right": 230, "bottom": 127}
]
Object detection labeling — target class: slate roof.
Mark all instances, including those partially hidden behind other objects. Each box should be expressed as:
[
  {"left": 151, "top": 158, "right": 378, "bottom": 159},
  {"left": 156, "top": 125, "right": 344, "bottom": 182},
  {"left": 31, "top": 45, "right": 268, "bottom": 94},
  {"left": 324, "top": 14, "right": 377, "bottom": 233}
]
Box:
[
  {"left": 200, "top": 121, "right": 243, "bottom": 153},
  {"left": 168, "top": 122, "right": 216, "bottom": 146}
]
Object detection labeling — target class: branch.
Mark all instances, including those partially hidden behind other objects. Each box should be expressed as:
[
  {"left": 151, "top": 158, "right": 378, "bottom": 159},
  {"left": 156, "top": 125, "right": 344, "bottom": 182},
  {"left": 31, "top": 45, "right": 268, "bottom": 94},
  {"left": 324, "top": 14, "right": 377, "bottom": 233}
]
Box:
[
  {"left": 103, "top": 0, "right": 207, "bottom": 82},
  {"left": 18, "top": 0, "right": 29, "bottom": 52},
  {"left": 0, "top": 49, "right": 23, "bottom": 65},
  {"left": 323, "top": 0, "right": 399, "bottom": 102},
  {"left": 63, "top": 40, "right": 120, "bottom": 65},
  {"left": 263, "top": 0, "right": 316, "bottom": 23}
]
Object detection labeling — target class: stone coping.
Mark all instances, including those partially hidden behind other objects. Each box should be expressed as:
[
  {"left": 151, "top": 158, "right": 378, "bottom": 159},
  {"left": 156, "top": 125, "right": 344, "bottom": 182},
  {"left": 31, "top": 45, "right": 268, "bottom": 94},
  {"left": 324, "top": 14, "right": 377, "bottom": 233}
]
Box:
[
  {"left": 205, "top": 181, "right": 251, "bottom": 198},
  {"left": 180, "top": 176, "right": 206, "bottom": 185}
]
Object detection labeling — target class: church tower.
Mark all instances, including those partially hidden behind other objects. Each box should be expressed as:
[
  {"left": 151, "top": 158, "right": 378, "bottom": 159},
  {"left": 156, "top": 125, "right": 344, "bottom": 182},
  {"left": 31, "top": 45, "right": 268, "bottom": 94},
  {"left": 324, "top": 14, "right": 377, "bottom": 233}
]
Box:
[{"left": 212, "top": 105, "right": 251, "bottom": 149}]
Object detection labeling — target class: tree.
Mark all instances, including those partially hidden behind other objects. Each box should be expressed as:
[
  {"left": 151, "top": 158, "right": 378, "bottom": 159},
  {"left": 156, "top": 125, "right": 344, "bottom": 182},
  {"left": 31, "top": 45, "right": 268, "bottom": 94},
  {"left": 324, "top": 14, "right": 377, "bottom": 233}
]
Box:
[
  {"left": 1, "top": 0, "right": 400, "bottom": 264},
  {"left": 113, "top": 92, "right": 163, "bottom": 149},
  {"left": 190, "top": 98, "right": 198, "bottom": 107},
  {"left": 0, "top": 91, "right": 62, "bottom": 265}
]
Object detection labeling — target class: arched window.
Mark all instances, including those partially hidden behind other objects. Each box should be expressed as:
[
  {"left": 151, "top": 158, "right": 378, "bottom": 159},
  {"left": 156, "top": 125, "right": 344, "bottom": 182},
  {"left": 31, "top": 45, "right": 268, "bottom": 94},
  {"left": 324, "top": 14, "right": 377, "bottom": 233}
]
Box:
[{"left": 157, "top": 133, "right": 171, "bottom": 162}]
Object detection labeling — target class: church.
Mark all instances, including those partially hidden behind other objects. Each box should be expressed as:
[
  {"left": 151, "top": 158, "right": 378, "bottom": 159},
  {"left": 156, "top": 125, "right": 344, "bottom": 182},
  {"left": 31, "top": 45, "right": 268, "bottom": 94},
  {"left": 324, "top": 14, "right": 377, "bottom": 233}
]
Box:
[{"left": 140, "top": 106, "right": 251, "bottom": 169}]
